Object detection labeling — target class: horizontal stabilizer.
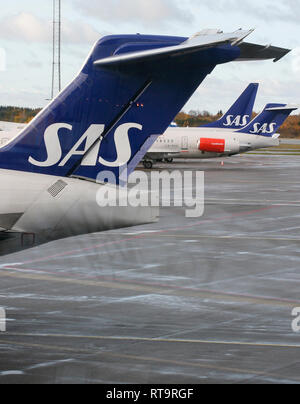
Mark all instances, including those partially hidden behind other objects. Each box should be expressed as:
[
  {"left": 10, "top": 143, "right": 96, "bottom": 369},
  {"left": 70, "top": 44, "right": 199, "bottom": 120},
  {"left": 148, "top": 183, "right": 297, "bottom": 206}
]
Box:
[
  {"left": 236, "top": 42, "right": 291, "bottom": 62},
  {"left": 94, "top": 29, "right": 254, "bottom": 69},
  {"left": 265, "top": 105, "right": 298, "bottom": 112}
]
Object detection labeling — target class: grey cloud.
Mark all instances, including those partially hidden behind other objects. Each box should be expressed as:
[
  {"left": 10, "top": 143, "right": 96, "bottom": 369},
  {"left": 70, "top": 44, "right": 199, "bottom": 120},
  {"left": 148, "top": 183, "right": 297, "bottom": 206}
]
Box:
[
  {"left": 72, "top": 0, "right": 194, "bottom": 27},
  {"left": 188, "top": 0, "right": 300, "bottom": 23},
  {"left": 0, "top": 12, "right": 101, "bottom": 45}
]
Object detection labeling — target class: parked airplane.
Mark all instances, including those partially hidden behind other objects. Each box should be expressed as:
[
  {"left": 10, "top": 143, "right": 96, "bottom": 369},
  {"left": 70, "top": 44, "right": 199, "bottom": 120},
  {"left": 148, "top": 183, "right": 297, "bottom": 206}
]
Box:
[
  {"left": 143, "top": 83, "right": 260, "bottom": 167},
  {"left": 0, "top": 121, "right": 26, "bottom": 146},
  {"left": 143, "top": 98, "right": 296, "bottom": 168},
  {"left": 0, "top": 30, "right": 291, "bottom": 253}
]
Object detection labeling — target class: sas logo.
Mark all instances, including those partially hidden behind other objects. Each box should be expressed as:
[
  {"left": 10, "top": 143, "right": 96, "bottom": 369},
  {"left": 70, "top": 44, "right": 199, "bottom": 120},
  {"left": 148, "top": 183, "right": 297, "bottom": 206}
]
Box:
[
  {"left": 29, "top": 122, "right": 143, "bottom": 168},
  {"left": 249, "top": 122, "right": 276, "bottom": 135},
  {"left": 223, "top": 115, "right": 249, "bottom": 127}
]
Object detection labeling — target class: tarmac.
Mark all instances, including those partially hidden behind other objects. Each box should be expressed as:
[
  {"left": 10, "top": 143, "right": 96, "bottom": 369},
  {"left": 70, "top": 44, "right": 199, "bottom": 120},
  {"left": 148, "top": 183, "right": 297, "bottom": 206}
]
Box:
[{"left": 0, "top": 154, "right": 300, "bottom": 384}]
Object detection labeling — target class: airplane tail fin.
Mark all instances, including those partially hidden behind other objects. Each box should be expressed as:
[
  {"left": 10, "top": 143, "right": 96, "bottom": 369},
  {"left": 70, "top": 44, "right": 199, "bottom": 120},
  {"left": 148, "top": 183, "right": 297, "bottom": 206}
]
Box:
[
  {"left": 202, "top": 83, "right": 258, "bottom": 129},
  {"left": 237, "top": 103, "right": 298, "bottom": 137},
  {"left": 0, "top": 29, "right": 283, "bottom": 184}
]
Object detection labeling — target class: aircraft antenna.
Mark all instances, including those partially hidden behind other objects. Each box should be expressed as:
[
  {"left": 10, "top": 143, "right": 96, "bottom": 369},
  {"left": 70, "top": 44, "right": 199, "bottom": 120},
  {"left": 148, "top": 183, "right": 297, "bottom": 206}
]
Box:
[{"left": 51, "top": 0, "right": 62, "bottom": 99}]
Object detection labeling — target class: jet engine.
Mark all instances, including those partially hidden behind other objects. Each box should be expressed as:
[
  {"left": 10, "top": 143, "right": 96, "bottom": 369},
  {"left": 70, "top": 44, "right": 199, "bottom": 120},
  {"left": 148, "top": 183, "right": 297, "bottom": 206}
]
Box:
[
  {"left": 198, "top": 137, "right": 240, "bottom": 154},
  {"left": 198, "top": 138, "right": 225, "bottom": 153}
]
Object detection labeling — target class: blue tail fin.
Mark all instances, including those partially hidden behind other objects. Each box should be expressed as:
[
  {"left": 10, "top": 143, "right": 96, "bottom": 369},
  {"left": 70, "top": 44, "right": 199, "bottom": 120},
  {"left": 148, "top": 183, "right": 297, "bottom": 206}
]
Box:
[
  {"left": 237, "top": 103, "right": 297, "bottom": 137},
  {"left": 202, "top": 83, "right": 258, "bottom": 129},
  {"left": 0, "top": 34, "right": 242, "bottom": 183}
]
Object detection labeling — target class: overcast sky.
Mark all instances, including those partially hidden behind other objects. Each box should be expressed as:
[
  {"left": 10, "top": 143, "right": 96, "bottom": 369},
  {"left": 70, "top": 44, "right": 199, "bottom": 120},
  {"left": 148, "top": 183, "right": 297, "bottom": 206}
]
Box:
[{"left": 0, "top": 0, "right": 300, "bottom": 114}]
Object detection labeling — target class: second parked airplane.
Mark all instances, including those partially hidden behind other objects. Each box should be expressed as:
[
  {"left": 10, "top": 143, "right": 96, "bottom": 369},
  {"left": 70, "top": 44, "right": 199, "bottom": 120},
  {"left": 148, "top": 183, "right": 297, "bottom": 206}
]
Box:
[{"left": 143, "top": 86, "right": 296, "bottom": 168}]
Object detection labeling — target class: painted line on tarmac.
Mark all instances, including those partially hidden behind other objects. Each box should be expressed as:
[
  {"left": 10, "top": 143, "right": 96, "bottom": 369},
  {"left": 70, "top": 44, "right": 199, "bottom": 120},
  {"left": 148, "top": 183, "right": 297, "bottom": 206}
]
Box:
[
  {"left": 5, "top": 332, "right": 300, "bottom": 350},
  {"left": 2, "top": 333, "right": 300, "bottom": 382},
  {"left": 0, "top": 336, "right": 291, "bottom": 382},
  {"left": 155, "top": 234, "right": 300, "bottom": 242},
  {"left": 0, "top": 268, "right": 299, "bottom": 308}
]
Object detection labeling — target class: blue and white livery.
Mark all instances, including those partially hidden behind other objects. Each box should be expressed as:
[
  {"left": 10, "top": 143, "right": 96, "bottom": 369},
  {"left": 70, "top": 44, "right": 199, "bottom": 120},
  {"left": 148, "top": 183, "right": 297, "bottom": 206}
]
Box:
[{"left": 0, "top": 30, "right": 291, "bottom": 251}]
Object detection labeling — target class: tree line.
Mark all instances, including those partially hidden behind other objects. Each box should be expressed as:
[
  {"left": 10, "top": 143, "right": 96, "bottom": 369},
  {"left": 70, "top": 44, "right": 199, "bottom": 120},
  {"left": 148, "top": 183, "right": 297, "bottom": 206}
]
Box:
[
  {"left": 0, "top": 106, "right": 42, "bottom": 124},
  {"left": 1, "top": 106, "right": 300, "bottom": 138}
]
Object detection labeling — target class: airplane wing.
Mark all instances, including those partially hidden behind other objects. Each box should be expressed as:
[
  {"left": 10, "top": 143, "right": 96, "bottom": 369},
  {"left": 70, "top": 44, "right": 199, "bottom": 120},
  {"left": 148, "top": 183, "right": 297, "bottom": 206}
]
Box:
[
  {"left": 145, "top": 151, "right": 181, "bottom": 160},
  {"left": 145, "top": 143, "right": 182, "bottom": 160},
  {"left": 94, "top": 29, "right": 254, "bottom": 69}
]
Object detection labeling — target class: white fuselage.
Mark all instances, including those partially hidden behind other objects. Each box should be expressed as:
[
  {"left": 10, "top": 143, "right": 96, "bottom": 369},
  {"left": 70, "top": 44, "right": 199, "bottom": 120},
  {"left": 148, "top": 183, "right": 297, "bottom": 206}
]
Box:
[
  {"left": 0, "top": 123, "right": 159, "bottom": 248},
  {"left": 0, "top": 124, "right": 280, "bottom": 160},
  {"left": 0, "top": 169, "right": 158, "bottom": 243},
  {"left": 148, "top": 127, "right": 279, "bottom": 159},
  {"left": 0, "top": 121, "right": 26, "bottom": 146}
]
